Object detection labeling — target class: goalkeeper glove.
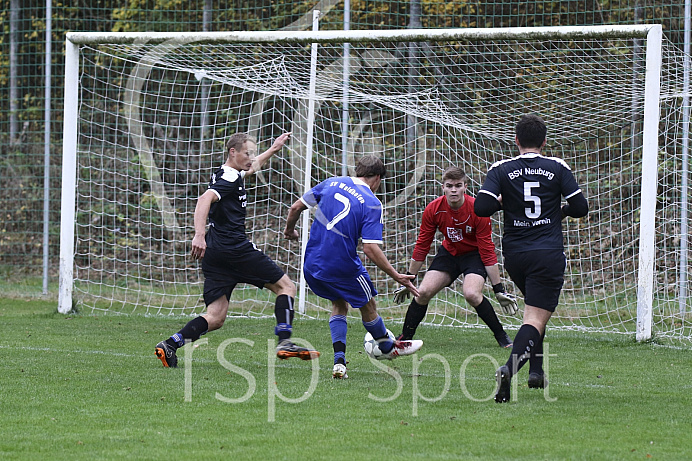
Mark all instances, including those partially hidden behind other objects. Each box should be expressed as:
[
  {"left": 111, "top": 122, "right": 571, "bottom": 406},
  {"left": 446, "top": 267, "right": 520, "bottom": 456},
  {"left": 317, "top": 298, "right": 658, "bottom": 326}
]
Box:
[
  {"left": 393, "top": 272, "right": 415, "bottom": 304},
  {"left": 493, "top": 283, "right": 518, "bottom": 315},
  {"left": 393, "top": 286, "right": 410, "bottom": 304}
]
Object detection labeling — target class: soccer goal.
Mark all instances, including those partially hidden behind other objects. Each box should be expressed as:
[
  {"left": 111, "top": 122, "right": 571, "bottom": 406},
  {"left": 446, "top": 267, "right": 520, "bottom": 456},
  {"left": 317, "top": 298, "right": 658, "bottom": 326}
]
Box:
[{"left": 59, "top": 24, "right": 692, "bottom": 344}]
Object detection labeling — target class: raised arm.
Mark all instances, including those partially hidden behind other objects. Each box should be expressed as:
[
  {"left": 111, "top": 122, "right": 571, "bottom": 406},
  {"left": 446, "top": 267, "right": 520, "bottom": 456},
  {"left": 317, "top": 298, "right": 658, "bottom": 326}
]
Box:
[{"left": 246, "top": 132, "right": 292, "bottom": 176}]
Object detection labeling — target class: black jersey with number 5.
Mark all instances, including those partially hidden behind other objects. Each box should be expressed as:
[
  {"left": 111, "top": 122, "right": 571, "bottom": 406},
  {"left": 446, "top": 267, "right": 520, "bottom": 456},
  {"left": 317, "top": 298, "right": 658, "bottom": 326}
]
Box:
[{"left": 478, "top": 153, "right": 582, "bottom": 253}]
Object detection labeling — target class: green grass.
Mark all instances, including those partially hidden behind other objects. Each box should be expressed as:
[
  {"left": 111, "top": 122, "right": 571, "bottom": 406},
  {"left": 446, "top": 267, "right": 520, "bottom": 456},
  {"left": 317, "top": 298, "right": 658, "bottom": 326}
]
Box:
[{"left": 1, "top": 298, "right": 691, "bottom": 460}]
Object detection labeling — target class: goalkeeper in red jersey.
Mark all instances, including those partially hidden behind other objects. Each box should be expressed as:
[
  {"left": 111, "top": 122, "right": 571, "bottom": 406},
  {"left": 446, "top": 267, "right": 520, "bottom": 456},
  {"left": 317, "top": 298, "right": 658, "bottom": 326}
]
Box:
[{"left": 394, "top": 166, "right": 517, "bottom": 348}]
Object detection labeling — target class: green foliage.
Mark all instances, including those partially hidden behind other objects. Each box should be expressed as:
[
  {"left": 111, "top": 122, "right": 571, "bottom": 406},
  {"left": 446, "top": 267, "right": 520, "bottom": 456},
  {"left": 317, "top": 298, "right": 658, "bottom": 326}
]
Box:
[
  {"left": 1, "top": 298, "right": 691, "bottom": 459},
  {"left": 113, "top": 0, "right": 201, "bottom": 32}
]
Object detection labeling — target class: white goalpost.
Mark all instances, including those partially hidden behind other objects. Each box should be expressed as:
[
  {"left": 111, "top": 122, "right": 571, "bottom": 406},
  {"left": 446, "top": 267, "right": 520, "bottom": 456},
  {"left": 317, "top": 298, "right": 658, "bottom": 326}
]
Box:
[{"left": 59, "top": 24, "right": 692, "bottom": 344}]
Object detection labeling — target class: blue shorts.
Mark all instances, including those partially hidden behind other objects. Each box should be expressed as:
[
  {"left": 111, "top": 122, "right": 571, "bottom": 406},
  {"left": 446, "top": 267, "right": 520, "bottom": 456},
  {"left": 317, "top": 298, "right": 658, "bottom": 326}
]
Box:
[
  {"left": 503, "top": 249, "right": 566, "bottom": 312},
  {"left": 304, "top": 267, "right": 378, "bottom": 309}
]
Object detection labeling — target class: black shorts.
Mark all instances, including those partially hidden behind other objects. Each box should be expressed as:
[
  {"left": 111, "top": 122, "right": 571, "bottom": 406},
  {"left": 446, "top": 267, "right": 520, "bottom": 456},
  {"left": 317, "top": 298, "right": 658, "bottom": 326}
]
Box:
[
  {"left": 503, "top": 249, "right": 566, "bottom": 312},
  {"left": 201, "top": 240, "right": 285, "bottom": 306},
  {"left": 428, "top": 246, "right": 487, "bottom": 286}
]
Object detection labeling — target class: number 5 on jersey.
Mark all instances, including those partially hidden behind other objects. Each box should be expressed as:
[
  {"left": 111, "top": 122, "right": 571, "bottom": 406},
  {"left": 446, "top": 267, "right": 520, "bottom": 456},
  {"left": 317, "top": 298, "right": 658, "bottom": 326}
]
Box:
[{"left": 523, "top": 181, "right": 541, "bottom": 218}]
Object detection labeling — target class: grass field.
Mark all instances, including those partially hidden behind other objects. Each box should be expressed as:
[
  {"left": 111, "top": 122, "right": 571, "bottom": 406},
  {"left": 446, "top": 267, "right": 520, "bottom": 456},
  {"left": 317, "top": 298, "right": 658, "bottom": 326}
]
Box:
[{"left": 1, "top": 297, "right": 691, "bottom": 460}]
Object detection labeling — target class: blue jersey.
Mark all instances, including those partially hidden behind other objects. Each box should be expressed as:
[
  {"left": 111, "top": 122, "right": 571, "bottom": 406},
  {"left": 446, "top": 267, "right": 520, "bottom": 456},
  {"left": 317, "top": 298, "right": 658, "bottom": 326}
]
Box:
[
  {"left": 301, "top": 176, "right": 383, "bottom": 281},
  {"left": 205, "top": 165, "right": 249, "bottom": 251},
  {"left": 478, "top": 153, "right": 582, "bottom": 253}
]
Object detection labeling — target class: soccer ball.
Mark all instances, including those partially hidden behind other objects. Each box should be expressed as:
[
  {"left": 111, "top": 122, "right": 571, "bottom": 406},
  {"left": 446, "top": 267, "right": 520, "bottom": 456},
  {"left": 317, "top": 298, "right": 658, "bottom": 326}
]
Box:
[{"left": 363, "top": 329, "right": 396, "bottom": 359}]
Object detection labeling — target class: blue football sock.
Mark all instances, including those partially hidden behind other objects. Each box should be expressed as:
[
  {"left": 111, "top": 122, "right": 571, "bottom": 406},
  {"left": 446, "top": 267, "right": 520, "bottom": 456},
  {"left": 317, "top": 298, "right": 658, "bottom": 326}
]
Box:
[
  {"left": 330, "top": 315, "right": 347, "bottom": 365},
  {"left": 363, "top": 315, "right": 393, "bottom": 353}
]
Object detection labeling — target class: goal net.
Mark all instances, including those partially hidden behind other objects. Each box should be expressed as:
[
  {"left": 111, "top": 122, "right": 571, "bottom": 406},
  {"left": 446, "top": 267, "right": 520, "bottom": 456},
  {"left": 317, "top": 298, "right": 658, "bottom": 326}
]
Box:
[{"left": 59, "top": 26, "right": 692, "bottom": 345}]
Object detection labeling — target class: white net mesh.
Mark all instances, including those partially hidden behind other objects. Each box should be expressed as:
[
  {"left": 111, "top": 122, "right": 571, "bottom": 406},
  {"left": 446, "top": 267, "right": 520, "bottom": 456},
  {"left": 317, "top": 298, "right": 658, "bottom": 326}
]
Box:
[{"left": 68, "top": 30, "right": 691, "bottom": 344}]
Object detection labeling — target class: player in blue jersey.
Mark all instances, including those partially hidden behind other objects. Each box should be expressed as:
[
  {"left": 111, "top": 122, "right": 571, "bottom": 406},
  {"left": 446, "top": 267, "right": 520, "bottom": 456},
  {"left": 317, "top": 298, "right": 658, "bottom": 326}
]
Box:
[
  {"left": 284, "top": 155, "right": 423, "bottom": 379},
  {"left": 155, "top": 132, "right": 319, "bottom": 368},
  {"left": 475, "top": 114, "right": 589, "bottom": 402}
]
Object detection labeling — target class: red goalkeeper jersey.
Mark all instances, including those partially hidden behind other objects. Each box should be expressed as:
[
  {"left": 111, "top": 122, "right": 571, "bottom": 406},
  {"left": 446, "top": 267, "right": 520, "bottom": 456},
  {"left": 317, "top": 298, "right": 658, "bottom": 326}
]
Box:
[{"left": 411, "top": 194, "right": 498, "bottom": 266}]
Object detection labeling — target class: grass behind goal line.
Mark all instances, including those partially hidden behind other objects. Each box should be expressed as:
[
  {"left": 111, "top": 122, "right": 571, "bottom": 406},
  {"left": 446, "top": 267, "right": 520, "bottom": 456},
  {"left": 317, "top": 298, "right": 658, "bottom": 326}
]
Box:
[{"left": 1, "top": 298, "right": 690, "bottom": 460}]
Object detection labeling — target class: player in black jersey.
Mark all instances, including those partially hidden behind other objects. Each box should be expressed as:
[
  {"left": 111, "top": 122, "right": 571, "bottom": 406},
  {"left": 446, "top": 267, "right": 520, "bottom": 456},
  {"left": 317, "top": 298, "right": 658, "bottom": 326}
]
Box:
[
  {"left": 155, "top": 132, "right": 319, "bottom": 368},
  {"left": 475, "top": 114, "right": 588, "bottom": 402}
]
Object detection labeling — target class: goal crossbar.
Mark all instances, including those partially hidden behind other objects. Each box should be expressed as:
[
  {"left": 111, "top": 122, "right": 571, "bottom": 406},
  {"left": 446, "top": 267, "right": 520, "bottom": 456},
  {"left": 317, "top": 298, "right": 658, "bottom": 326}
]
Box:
[
  {"left": 59, "top": 24, "right": 667, "bottom": 344},
  {"left": 65, "top": 24, "right": 657, "bottom": 46}
]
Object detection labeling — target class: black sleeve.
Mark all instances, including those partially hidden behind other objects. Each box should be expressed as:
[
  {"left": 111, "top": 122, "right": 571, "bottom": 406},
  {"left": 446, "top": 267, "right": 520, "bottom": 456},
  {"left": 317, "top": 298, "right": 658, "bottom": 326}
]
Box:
[
  {"left": 474, "top": 193, "right": 502, "bottom": 217},
  {"left": 561, "top": 192, "right": 589, "bottom": 218}
]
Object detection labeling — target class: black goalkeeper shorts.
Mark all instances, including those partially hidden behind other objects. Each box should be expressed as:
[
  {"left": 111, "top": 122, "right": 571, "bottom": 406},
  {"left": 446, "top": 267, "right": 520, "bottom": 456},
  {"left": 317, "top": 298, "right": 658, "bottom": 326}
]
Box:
[{"left": 428, "top": 246, "right": 487, "bottom": 286}]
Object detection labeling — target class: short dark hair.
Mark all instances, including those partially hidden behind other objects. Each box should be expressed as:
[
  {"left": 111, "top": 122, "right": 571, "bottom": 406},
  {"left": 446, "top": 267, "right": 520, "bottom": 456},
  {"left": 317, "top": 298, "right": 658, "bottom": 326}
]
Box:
[
  {"left": 225, "top": 133, "right": 256, "bottom": 154},
  {"left": 441, "top": 166, "right": 467, "bottom": 183},
  {"left": 355, "top": 155, "right": 387, "bottom": 178},
  {"left": 516, "top": 114, "right": 547, "bottom": 149}
]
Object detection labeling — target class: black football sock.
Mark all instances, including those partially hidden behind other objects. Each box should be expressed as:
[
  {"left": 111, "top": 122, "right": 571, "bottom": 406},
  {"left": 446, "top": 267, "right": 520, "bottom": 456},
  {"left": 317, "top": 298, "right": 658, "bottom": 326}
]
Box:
[
  {"left": 401, "top": 299, "right": 428, "bottom": 340},
  {"left": 333, "top": 341, "right": 346, "bottom": 365},
  {"left": 474, "top": 296, "right": 505, "bottom": 337},
  {"left": 529, "top": 329, "right": 547, "bottom": 375},
  {"left": 505, "top": 324, "right": 541, "bottom": 377},
  {"left": 174, "top": 316, "right": 209, "bottom": 347},
  {"left": 274, "top": 294, "right": 295, "bottom": 342},
  {"left": 165, "top": 337, "right": 180, "bottom": 349}
]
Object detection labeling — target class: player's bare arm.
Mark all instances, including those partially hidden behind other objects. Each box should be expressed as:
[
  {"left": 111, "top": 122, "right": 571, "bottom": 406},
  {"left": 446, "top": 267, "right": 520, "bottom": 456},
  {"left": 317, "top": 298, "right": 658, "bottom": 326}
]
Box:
[
  {"left": 406, "top": 259, "right": 425, "bottom": 279},
  {"left": 485, "top": 264, "right": 502, "bottom": 286},
  {"left": 190, "top": 190, "right": 218, "bottom": 260},
  {"left": 363, "top": 242, "right": 419, "bottom": 297},
  {"left": 283, "top": 199, "right": 307, "bottom": 240},
  {"left": 400, "top": 258, "right": 425, "bottom": 288},
  {"left": 247, "top": 132, "right": 292, "bottom": 176}
]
